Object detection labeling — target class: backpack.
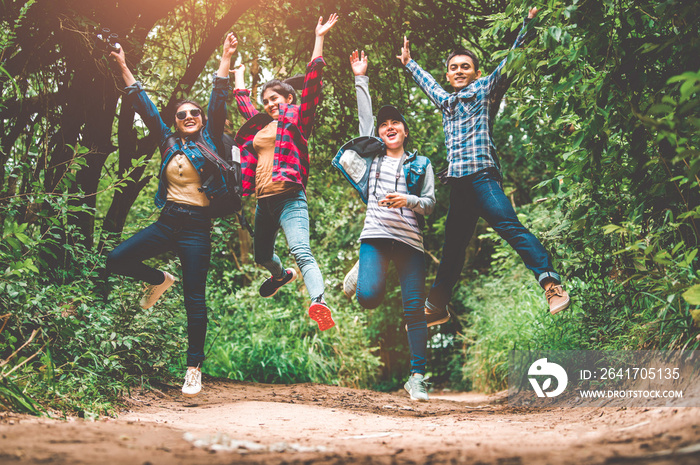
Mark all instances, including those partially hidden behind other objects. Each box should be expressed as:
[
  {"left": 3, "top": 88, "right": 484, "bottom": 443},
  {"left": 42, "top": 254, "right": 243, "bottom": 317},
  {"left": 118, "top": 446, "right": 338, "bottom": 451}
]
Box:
[
  {"left": 161, "top": 133, "right": 252, "bottom": 234},
  {"left": 219, "top": 134, "right": 253, "bottom": 235},
  {"left": 197, "top": 133, "right": 243, "bottom": 218}
]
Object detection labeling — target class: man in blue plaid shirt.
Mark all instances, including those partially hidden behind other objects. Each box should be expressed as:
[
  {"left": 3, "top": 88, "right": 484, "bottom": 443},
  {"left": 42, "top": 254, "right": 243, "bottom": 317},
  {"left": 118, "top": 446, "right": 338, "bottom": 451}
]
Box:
[{"left": 398, "top": 7, "right": 570, "bottom": 321}]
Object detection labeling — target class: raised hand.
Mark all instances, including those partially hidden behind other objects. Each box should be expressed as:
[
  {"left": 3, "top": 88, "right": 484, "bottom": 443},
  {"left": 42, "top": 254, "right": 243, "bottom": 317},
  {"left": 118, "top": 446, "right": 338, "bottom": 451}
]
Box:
[
  {"left": 218, "top": 32, "right": 238, "bottom": 78},
  {"left": 110, "top": 47, "right": 126, "bottom": 67},
  {"left": 110, "top": 47, "right": 136, "bottom": 86},
  {"left": 231, "top": 63, "right": 246, "bottom": 89},
  {"left": 312, "top": 13, "right": 338, "bottom": 60},
  {"left": 396, "top": 36, "right": 411, "bottom": 66},
  {"left": 315, "top": 13, "right": 338, "bottom": 37},
  {"left": 528, "top": 7, "right": 539, "bottom": 18},
  {"left": 222, "top": 32, "right": 238, "bottom": 57},
  {"left": 349, "top": 50, "right": 368, "bottom": 76},
  {"left": 231, "top": 63, "right": 245, "bottom": 77}
]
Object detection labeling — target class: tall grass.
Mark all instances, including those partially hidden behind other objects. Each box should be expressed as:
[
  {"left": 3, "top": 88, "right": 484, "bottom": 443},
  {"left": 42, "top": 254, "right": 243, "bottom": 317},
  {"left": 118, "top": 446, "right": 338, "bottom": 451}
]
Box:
[
  {"left": 448, "top": 200, "right": 699, "bottom": 394},
  {"left": 204, "top": 258, "right": 381, "bottom": 388}
]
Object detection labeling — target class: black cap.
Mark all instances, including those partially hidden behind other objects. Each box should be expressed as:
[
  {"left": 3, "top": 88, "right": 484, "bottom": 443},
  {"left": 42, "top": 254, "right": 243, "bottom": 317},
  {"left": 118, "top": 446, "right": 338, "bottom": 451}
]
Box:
[{"left": 376, "top": 105, "right": 409, "bottom": 134}]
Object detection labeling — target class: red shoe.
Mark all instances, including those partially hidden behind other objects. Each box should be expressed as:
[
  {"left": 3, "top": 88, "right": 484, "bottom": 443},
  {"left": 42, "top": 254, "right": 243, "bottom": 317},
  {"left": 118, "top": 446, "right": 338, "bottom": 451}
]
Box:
[{"left": 309, "top": 296, "right": 335, "bottom": 331}]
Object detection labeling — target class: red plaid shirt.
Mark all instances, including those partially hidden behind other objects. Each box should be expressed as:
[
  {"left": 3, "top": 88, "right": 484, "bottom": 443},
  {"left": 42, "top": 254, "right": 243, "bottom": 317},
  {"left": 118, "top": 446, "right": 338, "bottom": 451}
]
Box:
[{"left": 233, "top": 57, "right": 325, "bottom": 196}]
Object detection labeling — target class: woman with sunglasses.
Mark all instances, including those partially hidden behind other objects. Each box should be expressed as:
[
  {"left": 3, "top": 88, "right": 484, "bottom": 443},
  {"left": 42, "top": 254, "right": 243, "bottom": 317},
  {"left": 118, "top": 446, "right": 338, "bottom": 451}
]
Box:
[
  {"left": 106, "top": 32, "right": 238, "bottom": 397},
  {"left": 333, "top": 50, "right": 435, "bottom": 400},
  {"left": 230, "top": 14, "right": 337, "bottom": 331}
]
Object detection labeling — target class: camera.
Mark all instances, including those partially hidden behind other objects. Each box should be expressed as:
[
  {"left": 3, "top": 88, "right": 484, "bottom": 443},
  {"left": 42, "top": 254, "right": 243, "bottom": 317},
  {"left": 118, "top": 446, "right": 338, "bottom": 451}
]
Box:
[{"left": 94, "top": 27, "right": 121, "bottom": 53}]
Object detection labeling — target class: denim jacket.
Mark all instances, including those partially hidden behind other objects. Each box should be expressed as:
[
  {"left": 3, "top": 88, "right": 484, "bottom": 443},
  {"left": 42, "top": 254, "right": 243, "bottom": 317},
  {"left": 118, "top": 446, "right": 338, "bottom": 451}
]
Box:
[
  {"left": 332, "top": 75, "right": 435, "bottom": 228},
  {"left": 126, "top": 75, "right": 230, "bottom": 208}
]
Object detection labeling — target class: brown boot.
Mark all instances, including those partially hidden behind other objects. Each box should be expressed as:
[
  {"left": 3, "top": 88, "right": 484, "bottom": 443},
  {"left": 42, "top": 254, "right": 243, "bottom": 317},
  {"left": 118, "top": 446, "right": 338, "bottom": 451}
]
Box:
[{"left": 544, "top": 282, "right": 570, "bottom": 314}]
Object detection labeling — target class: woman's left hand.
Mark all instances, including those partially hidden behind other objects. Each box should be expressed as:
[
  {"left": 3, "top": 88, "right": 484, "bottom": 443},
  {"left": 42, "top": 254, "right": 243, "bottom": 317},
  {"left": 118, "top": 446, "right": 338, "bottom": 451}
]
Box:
[
  {"left": 383, "top": 192, "right": 408, "bottom": 209},
  {"left": 223, "top": 32, "right": 238, "bottom": 57},
  {"left": 315, "top": 13, "right": 338, "bottom": 37}
]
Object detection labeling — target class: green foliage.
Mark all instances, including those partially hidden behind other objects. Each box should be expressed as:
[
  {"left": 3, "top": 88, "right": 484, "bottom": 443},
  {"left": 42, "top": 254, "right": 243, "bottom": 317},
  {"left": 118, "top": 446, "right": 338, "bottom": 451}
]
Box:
[
  {"left": 0, "top": 174, "right": 184, "bottom": 414},
  {"left": 0, "top": 376, "right": 44, "bottom": 414},
  {"left": 205, "top": 279, "right": 380, "bottom": 387}
]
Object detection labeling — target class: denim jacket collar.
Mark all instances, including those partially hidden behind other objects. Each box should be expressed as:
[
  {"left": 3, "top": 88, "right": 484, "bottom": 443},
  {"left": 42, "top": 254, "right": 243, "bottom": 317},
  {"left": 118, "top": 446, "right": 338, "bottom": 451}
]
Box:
[{"left": 332, "top": 135, "right": 426, "bottom": 204}]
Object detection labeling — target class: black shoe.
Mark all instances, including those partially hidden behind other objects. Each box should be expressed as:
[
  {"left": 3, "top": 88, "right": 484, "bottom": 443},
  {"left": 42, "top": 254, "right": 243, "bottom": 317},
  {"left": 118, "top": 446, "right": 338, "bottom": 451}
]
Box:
[
  {"left": 425, "top": 301, "right": 451, "bottom": 327},
  {"left": 259, "top": 268, "right": 297, "bottom": 298}
]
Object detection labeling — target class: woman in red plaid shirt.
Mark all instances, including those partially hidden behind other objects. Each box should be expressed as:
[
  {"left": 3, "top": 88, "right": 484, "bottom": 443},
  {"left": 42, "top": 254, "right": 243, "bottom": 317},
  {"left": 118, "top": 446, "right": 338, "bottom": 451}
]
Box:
[{"left": 231, "top": 14, "right": 338, "bottom": 331}]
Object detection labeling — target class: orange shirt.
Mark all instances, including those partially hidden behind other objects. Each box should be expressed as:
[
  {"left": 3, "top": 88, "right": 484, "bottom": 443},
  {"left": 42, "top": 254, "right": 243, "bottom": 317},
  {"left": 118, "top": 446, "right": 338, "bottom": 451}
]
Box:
[{"left": 253, "top": 122, "right": 300, "bottom": 198}]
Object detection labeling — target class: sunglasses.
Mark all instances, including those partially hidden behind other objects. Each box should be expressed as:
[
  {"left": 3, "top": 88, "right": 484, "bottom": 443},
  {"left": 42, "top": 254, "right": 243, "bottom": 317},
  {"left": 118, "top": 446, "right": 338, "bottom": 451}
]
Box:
[{"left": 176, "top": 108, "right": 202, "bottom": 120}]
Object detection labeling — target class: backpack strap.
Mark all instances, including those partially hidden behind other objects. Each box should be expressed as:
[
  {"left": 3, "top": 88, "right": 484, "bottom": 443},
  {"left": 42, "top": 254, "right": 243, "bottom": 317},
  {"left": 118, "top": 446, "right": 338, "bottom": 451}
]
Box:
[
  {"left": 158, "top": 135, "right": 180, "bottom": 179},
  {"left": 237, "top": 211, "right": 254, "bottom": 237}
]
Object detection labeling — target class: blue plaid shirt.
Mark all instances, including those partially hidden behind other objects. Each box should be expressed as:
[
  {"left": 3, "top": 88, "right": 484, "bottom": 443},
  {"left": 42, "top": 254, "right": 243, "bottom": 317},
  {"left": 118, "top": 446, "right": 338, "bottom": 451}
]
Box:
[{"left": 405, "top": 18, "right": 532, "bottom": 179}]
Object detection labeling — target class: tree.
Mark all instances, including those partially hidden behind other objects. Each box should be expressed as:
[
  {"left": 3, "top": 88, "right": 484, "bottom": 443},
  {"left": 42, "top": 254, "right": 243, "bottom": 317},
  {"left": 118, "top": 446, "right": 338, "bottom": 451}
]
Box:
[{"left": 1, "top": 0, "right": 262, "bottom": 275}]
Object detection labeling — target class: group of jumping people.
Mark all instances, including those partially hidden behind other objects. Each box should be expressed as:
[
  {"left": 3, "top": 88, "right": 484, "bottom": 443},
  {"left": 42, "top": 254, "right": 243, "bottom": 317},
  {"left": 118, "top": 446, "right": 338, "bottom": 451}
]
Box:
[{"left": 106, "top": 8, "right": 570, "bottom": 401}]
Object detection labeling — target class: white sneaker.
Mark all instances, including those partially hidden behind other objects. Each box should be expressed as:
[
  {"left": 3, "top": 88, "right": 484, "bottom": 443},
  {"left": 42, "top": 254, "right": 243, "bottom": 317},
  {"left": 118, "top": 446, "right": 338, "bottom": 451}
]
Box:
[
  {"left": 182, "top": 367, "right": 202, "bottom": 397},
  {"left": 404, "top": 373, "right": 429, "bottom": 401},
  {"left": 343, "top": 260, "right": 359, "bottom": 299},
  {"left": 140, "top": 271, "right": 176, "bottom": 309}
]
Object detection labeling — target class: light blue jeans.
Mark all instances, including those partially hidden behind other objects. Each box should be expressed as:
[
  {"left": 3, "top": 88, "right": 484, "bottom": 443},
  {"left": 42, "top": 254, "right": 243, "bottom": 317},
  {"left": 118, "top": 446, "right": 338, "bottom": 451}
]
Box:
[{"left": 254, "top": 189, "right": 324, "bottom": 300}]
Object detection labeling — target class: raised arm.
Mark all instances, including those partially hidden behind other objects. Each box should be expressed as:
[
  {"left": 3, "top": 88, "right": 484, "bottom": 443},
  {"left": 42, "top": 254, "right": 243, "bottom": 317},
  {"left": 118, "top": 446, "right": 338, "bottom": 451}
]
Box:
[
  {"left": 232, "top": 63, "right": 246, "bottom": 90},
  {"left": 230, "top": 64, "right": 259, "bottom": 121},
  {"left": 217, "top": 32, "right": 237, "bottom": 78},
  {"left": 110, "top": 47, "right": 170, "bottom": 144},
  {"left": 111, "top": 47, "right": 136, "bottom": 87},
  {"left": 311, "top": 13, "right": 338, "bottom": 61},
  {"left": 298, "top": 15, "right": 336, "bottom": 137},
  {"left": 400, "top": 36, "right": 450, "bottom": 108},
  {"left": 208, "top": 32, "right": 237, "bottom": 139},
  {"left": 350, "top": 50, "right": 374, "bottom": 137},
  {"left": 484, "top": 7, "right": 539, "bottom": 95}
]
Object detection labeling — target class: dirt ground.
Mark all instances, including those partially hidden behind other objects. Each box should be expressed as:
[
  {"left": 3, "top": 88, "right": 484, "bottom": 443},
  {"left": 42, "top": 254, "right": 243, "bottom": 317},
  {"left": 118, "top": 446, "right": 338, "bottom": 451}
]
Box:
[{"left": 1, "top": 376, "right": 700, "bottom": 465}]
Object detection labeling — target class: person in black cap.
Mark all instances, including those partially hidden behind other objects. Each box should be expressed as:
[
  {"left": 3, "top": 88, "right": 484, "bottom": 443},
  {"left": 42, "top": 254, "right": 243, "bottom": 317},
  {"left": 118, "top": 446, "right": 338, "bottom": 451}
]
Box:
[{"left": 332, "top": 50, "right": 435, "bottom": 401}]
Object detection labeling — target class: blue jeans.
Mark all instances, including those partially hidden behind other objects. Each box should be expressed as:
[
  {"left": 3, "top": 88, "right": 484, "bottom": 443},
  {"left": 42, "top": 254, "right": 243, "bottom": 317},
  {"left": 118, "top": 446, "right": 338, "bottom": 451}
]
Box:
[
  {"left": 357, "top": 238, "right": 428, "bottom": 375},
  {"left": 254, "top": 190, "right": 324, "bottom": 300},
  {"left": 428, "top": 169, "right": 560, "bottom": 309},
  {"left": 106, "top": 202, "right": 211, "bottom": 367}
]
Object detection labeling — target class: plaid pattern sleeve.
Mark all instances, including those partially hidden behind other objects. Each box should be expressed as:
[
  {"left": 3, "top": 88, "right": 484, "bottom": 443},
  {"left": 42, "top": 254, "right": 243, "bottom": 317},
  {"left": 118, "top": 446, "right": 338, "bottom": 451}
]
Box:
[
  {"left": 406, "top": 17, "right": 535, "bottom": 179},
  {"left": 405, "top": 60, "right": 451, "bottom": 110},
  {"left": 233, "top": 89, "right": 259, "bottom": 120},
  {"left": 483, "top": 17, "right": 533, "bottom": 96},
  {"left": 299, "top": 56, "right": 326, "bottom": 139}
]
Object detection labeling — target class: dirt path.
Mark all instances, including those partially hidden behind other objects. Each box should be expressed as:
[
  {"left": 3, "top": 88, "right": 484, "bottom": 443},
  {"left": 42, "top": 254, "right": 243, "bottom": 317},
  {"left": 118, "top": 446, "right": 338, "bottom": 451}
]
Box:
[{"left": 2, "top": 376, "right": 700, "bottom": 464}]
